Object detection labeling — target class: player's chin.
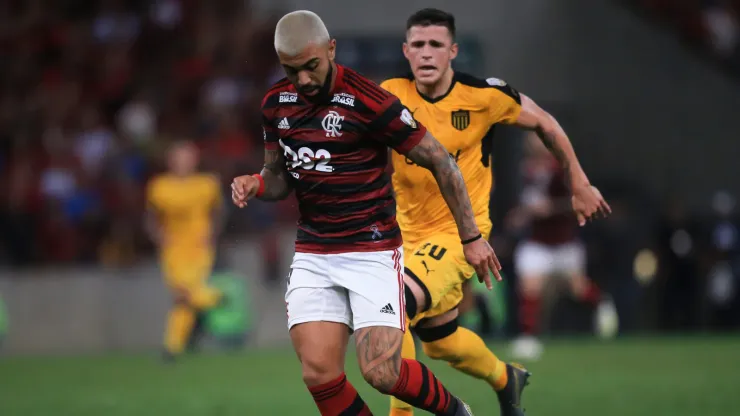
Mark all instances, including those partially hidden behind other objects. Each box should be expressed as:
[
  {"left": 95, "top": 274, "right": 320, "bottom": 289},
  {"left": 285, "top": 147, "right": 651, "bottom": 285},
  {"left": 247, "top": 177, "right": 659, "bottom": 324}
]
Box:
[{"left": 414, "top": 70, "right": 441, "bottom": 85}]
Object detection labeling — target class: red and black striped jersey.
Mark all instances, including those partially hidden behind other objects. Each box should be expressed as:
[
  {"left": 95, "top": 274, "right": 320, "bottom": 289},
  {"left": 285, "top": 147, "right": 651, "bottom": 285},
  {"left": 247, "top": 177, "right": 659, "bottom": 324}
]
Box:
[{"left": 262, "top": 64, "right": 426, "bottom": 254}]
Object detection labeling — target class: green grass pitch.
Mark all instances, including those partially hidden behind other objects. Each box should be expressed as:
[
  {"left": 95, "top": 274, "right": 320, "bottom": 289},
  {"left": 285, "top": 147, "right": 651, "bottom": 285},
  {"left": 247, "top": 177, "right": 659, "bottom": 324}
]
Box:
[{"left": 1, "top": 335, "right": 738, "bottom": 415}]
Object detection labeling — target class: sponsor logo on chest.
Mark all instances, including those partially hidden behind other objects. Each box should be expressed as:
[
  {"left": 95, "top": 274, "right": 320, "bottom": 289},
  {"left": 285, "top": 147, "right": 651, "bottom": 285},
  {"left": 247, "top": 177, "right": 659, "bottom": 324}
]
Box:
[
  {"left": 331, "top": 93, "right": 355, "bottom": 107},
  {"left": 279, "top": 92, "right": 298, "bottom": 103}
]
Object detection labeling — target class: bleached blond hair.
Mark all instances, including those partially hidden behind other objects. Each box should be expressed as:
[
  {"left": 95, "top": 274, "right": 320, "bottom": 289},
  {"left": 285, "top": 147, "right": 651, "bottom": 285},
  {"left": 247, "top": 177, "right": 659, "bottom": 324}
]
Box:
[{"left": 274, "top": 10, "right": 330, "bottom": 56}]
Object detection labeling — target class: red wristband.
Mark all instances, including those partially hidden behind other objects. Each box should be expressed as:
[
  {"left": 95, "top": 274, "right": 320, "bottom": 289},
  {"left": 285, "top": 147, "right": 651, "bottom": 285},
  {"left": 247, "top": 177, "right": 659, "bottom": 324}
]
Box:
[{"left": 252, "top": 174, "right": 265, "bottom": 198}]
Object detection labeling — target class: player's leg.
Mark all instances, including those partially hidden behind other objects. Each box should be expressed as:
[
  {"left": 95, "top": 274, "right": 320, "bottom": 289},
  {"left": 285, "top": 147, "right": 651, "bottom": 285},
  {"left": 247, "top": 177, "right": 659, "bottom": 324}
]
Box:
[
  {"left": 343, "top": 248, "right": 472, "bottom": 416},
  {"left": 558, "top": 242, "right": 619, "bottom": 338},
  {"left": 162, "top": 254, "right": 200, "bottom": 359},
  {"left": 416, "top": 309, "right": 530, "bottom": 416},
  {"left": 511, "top": 241, "right": 550, "bottom": 360},
  {"left": 286, "top": 253, "right": 372, "bottom": 415}
]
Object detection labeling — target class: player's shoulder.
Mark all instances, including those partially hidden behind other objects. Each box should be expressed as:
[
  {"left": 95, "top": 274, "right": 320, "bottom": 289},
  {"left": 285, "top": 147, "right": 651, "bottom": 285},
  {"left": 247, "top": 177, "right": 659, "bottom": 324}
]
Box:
[
  {"left": 379, "top": 73, "right": 415, "bottom": 94},
  {"left": 261, "top": 77, "right": 300, "bottom": 112},
  {"left": 196, "top": 173, "right": 221, "bottom": 189},
  {"left": 455, "top": 72, "right": 521, "bottom": 104},
  {"left": 340, "top": 66, "right": 395, "bottom": 109}
]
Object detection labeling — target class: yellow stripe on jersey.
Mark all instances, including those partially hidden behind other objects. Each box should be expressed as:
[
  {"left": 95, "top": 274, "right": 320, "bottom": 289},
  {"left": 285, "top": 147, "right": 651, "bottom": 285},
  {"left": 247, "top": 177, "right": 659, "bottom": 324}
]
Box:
[{"left": 381, "top": 73, "right": 521, "bottom": 247}]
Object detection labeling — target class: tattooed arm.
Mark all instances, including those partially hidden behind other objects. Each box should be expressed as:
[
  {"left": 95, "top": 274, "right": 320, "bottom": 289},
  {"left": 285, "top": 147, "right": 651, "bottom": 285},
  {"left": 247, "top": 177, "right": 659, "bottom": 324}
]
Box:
[
  {"left": 256, "top": 148, "right": 293, "bottom": 201},
  {"left": 405, "top": 132, "right": 480, "bottom": 241},
  {"left": 513, "top": 93, "right": 611, "bottom": 224},
  {"left": 513, "top": 94, "right": 589, "bottom": 189}
]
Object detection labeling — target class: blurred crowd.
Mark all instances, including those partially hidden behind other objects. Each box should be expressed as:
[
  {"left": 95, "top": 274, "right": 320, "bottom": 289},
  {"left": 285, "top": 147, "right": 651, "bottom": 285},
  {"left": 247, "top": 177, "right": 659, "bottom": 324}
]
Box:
[
  {"left": 0, "top": 0, "right": 299, "bottom": 267},
  {"left": 625, "top": 0, "right": 740, "bottom": 75},
  {"left": 0, "top": 1, "right": 738, "bottom": 336}
]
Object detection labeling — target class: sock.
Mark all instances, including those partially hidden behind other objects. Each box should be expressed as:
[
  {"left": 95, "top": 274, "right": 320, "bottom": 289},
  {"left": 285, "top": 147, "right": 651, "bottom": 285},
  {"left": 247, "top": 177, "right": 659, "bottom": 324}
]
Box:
[
  {"left": 389, "top": 359, "right": 459, "bottom": 416},
  {"left": 164, "top": 304, "right": 196, "bottom": 354},
  {"left": 422, "top": 327, "right": 508, "bottom": 391},
  {"left": 578, "top": 280, "right": 602, "bottom": 306},
  {"left": 389, "top": 328, "right": 416, "bottom": 415},
  {"left": 308, "top": 373, "right": 372, "bottom": 416},
  {"left": 519, "top": 292, "right": 541, "bottom": 335}
]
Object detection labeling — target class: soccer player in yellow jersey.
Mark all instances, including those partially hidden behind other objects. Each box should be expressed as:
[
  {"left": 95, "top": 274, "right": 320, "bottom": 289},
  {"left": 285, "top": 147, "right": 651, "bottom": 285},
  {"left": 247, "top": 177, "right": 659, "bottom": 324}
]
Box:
[
  {"left": 381, "top": 9, "right": 612, "bottom": 416},
  {"left": 146, "top": 141, "right": 225, "bottom": 360}
]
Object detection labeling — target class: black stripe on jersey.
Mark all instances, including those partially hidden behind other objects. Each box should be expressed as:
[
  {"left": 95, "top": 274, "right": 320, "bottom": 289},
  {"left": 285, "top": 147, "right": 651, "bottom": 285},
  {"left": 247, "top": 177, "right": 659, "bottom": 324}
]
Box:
[
  {"left": 345, "top": 72, "right": 390, "bottom": 103},
  {"left": 295, "top": 176, "right": 388, "bottom": 196},
  {"left": 456, "top": 72, "right": 521, "bottom": 104},
  {"left": 345, "top": 77, "right": 384, "bottom": 106},
  {"left": 287, "top": 116, "right": 369, "bottom": 137},
  {"left": 480, "top": 124, "right": 496, "bottom": 168},
  {"left": 300, "top": 203, "right": 395, "bottom": 234},
  {"left": 305, "top": 196, "right": 394, "bottom": 218},
  {"left": 297, "top": 225, "right": 401, "bottom": 245}
]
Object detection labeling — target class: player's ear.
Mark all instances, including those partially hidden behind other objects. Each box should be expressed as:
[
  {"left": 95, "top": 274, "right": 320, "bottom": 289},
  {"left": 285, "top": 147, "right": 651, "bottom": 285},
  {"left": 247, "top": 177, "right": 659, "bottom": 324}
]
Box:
[
  {"left": 402, "top": 42, "right": 410, "bottom": 60},
  {"left": 449, "top": 42, "right": 459, "bottom": 60},
  {"left": 328, "top": 39, "right": 337, "bottom": 61}
]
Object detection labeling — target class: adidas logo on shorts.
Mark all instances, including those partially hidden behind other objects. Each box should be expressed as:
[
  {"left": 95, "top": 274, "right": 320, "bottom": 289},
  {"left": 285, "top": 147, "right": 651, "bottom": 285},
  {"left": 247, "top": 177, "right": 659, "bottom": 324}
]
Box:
[{"left": 380, "top": 303, "right": 395, "bottom": 315}]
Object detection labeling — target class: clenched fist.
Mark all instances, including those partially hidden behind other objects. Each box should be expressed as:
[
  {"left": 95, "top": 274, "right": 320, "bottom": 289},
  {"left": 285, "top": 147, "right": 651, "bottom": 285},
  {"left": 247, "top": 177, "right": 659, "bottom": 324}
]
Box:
[
  {"left": 572, "top": 184, "right": 611, "bottom": 226},
  {"left": 231, "top": 175, "right": 261, "bottom": 208},
  {"left": 462, "top": 237, "right": 503, "bottom": 290}
]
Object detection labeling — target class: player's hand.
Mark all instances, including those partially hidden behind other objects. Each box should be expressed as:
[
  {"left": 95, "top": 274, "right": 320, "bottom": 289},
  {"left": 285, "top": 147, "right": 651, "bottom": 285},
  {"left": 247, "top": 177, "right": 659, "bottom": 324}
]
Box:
[
  {"left": 462, "top": 238, "right": 503, "bottom": 290},
  {"left": 571, "top": 184, "right": 611, "bottom": 226},
  {"left": 231, "top": 175, "right": 260, "bottom": 208}
]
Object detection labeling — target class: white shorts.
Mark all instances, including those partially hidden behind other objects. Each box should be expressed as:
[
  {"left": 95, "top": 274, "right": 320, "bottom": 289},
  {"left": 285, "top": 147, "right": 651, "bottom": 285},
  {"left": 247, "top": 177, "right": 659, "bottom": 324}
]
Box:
[
  {"left": 285, "top": 248, "right": 406, "bottom": 332},
  {"left": 514, "top": 240, "right": 586, "bottom": 278}
]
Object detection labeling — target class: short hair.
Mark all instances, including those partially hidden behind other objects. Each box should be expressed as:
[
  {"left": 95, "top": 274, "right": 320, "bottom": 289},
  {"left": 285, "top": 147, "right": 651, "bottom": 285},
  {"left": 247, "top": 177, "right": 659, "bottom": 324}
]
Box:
[
  {"left": 274, "top": 10, "right": 331, "bottom": 56},
  {"left": 406, "top": 8, "right": 456, "bottom": 39}
]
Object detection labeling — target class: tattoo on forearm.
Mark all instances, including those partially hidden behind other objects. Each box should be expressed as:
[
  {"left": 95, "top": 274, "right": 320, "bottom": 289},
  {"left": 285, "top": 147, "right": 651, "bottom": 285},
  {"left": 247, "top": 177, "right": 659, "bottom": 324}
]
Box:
[
  {"left": 355, "top": 327, "right": 403, "bottom": 393},
  {"left": 407, "top": 135, "right": 479, "bottom": 239},
  {"left": 258, "top": 149, "right": 293, "bottom": 201}
]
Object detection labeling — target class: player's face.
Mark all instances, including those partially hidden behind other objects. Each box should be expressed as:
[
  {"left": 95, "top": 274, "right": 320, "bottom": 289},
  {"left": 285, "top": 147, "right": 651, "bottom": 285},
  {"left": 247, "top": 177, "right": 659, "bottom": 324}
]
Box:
[
  {"left": 278, "top": 40, "right": 337, "bottom": 97},
  {"left": 403, "top": 25, "right": 458, "bottom": 86},
  {"left": 168, "top": 144, "right": 198, "bottom": 176}
]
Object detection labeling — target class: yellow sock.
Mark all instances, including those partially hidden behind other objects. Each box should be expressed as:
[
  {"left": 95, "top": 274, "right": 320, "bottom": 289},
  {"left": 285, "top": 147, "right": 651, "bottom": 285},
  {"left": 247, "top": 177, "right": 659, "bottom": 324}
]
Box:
[
  {"left": 389, "top": 326, "right": 416, "bottom": 416},
  {"left": 422, "top": 326, "right": 508, "bottom": 391},
  {"left": 164, "top": 304, "right": 196, "bottom": 355}
]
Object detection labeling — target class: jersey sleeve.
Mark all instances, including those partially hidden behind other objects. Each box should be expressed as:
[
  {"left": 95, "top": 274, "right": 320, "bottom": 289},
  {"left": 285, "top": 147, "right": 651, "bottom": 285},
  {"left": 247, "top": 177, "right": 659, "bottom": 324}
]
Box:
[
  {"left": 368, "top": 97, "right": 426, "bottom": 155},
  {"left": 486, "top": 78, "right": 522, "bottom": 125}
]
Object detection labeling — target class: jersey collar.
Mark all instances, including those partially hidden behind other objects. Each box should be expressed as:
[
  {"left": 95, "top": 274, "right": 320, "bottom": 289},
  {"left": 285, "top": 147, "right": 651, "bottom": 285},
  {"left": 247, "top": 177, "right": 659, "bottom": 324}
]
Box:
[{"left": 415, "top": 71, "right": 457, "bottom": 104}]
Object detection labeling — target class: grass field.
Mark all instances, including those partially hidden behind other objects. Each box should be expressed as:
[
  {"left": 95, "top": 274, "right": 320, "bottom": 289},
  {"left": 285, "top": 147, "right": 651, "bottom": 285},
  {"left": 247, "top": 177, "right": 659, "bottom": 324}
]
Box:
[{"left": 1, "top": 335, "right": 739, "bottom": 415}]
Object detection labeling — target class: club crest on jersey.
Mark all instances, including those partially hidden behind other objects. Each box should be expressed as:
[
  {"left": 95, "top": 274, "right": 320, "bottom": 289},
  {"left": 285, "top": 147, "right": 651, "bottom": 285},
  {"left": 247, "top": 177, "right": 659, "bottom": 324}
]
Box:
[
  {"left": 331, "top": 93, "right": 355, "bottom": 107},
  {"left": 486, "top": 77, "right": 506, "bottom": 87},
  {"left": 451, "top": 110, "right": 470, "bottom": 131},
  {"left": 279, "top": 92, "right": 298, "bottom": 103},
  {"left": 322, "top": 110, "right": 344, "bottom": 137}
]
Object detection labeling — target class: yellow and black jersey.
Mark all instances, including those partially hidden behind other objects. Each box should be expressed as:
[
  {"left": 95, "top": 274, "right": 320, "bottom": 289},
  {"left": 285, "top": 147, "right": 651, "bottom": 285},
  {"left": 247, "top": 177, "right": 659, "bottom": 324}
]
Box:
[{"left": 380, "top": 72, "right": 521, "bottom": 247}]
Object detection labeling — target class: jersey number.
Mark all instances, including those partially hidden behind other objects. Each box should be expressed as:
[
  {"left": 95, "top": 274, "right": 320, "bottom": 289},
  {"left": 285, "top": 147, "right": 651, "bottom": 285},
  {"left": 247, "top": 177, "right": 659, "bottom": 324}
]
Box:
[
  {"left": 414, "top": 243, "right": 447, "bottom": 260},
  {"left": 282, "top": 143, "right": 333, "bottom": 172}
]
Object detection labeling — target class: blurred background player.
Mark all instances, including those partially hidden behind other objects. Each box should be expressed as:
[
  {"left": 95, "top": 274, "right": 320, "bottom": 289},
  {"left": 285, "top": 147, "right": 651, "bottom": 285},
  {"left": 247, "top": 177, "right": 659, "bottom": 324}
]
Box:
[
  {"left": 146, "top": 141, "right": 225, "bottom": 361},
  {"left": 507, "top": 134, "right": 618, "bottom": 360},
  {"left": 382, "top": 8, "right": 611, "bottom": 416}
]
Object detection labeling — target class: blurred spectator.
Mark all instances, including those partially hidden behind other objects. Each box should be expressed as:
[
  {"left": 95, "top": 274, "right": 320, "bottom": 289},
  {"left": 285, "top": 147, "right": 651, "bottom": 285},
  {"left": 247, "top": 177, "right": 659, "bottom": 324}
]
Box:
[{"left": 0, "top": 0, "right": 282, "bottom": 268}]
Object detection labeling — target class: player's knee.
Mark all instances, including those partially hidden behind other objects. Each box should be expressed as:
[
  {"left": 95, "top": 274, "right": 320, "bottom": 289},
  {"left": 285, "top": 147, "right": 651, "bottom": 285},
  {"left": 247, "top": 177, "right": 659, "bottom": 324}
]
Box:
[
  {"left": 300, "top": 358, "right": 341, "bottom": 387},
  {"left": 519, "top": 276, "right": 544, "bottom": 297},
  {"left": 416, "top": 319, "right": 459, "bottom": 361},
  {"left": 361, "top": 357, "right": 400, "bottom": 394}
]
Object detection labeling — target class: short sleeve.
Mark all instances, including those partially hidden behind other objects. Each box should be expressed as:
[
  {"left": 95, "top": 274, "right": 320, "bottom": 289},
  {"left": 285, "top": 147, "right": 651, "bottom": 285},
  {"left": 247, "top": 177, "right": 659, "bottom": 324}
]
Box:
[
  {"left": 369, "top": 97, "right": 426, "bottom": 155},
  {"left": 262, "top": 113, "right": 280, "bottom": 151},
  {"left": 486, "top": 78, "right": 522, "bottom": 125}
]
